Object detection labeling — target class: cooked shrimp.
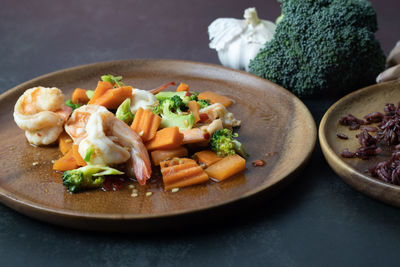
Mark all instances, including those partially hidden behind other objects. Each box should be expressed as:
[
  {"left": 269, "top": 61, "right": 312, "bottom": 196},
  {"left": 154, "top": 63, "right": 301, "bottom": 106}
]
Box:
[
  {"left": 13, "top": 86, "right": 72, "bottom": 145},
  {"left": 199, "top": 103, "right": 241, "bottom": 128},
  {"left": 65, "top": 104, "right": 152, "bottom": 184}
]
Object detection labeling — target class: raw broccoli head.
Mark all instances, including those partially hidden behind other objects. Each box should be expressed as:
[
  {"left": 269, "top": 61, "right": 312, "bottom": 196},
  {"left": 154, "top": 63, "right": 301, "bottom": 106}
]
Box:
[
  {"left": 197, "top": 99, "right": 210, "bottom": 109},
  {"left": 153, "top": 97, "right": 195, "bottom": 130},
  {"left": 62, "top": 165, "right": 124, "bottom": 193},
  {"left": 249, "top": 0, "right": 386, "bottom": 97},
  {"left": 210, "top": 129, "right": 247, "bottom": 157}
]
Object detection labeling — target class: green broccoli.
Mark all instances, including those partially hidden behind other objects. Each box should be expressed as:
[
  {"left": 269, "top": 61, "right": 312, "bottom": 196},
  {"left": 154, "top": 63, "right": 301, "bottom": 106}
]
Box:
[
  {"left": 210, "top": 129, "right": 247, "bottom": 157},
  {"left": 116, "top": 98, "right": 134, "bottom": 125},
  {"left": 101, "top": 74, "right": 124, "bottom": 87},
  {"left": 65, "top": 99, "right": 81, "bottom": 110},
  {"left": 62, "top": 165, "right": 124, "bottom": 193},
  {"left": 249, "top": 0, "right": 386, "bottom": 97},
  {"left": 153, "top": 96, "right": 195, "bottom": 130},
  {"left": 197, "top": 99, "right": 210, "bottom": 109},
  {"left": 156, "top": 91, "right": 199, "bottom": 104}
]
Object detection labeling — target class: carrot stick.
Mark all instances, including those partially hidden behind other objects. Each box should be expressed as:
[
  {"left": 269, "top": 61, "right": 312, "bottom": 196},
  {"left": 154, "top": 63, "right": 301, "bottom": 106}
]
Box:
[
  {"left": 145, "top": 127, "right": 183, "bottom": 151},
  {"left": 149, "top": 81, "right": 176, "bottom": 94},
  {"left": 193, "top": 150, "right": 222, "bottom": 168},
  {"left": 176, "top": 82, "right": 189, "bottom": 92},
  {"left": 164, "top": 172, "right": 209, "bottom": 190},
  {"left": 187, "top": 100, "right": 200, "bottom": 123},
  {"left": 59, "top": 131, "right": 73, "bottom": 155},
  {"left": 88, "top": 81, "right": 113, "bottom": 104},
  {"left": 53, "top": 149, "right": 79, "bottom": 171},
  {"left": 72, "top": 145, "right": 87, "bottom": 167},
  {"left": 72, "top": 88, "right": 89, "bottom": 104},
  {"left": 92, "top": 86, "right": 132, "bottom": 109},
  {"left": 151, "top": 147, "right": 188, "bottom": 166},
  {"left": 160, "top": 158, "right": 209, "bottom": 190},
  {"left": 131, "top": 108, "right": 162, "bottom": 142},
  {"left": 204, "top": 154, "right": 245, "bottom": 181},
  {"left": 198, "top": 91, "right": 232, "bottom": 107}
]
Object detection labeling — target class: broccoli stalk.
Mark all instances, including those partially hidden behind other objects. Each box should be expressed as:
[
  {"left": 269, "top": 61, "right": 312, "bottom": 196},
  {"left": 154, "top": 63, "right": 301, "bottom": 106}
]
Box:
[
  {"left": 249, "top": 0, "right": 386, "bottom": 97},
  {"left": 116, "top": 98, "right": 134, "bottom": 125},
  {"left": 210, "top": 129, "right": 247, "bottom": 157},
  {"left": 101, "top": 74, "right": 124, "bottom": 87},
  {"left": 153, "top": 95, "right": 195, "bottom": 130},
  {"left": 62, "top": 165, "right": 124, "bottom": 193}
]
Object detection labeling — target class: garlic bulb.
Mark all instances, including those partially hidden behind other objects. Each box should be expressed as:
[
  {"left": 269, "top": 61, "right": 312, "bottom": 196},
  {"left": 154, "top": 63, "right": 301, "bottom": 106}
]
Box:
[{"left": 208, "top": 7, "right": 276, "bottom": 71}]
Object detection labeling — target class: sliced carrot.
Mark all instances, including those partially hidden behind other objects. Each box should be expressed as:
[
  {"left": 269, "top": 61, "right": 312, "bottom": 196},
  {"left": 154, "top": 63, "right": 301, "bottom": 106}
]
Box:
[
  {"left": 72, "top": 145, "right": 87, "bottom": 167},
  {"left": 205, "top": 154, "right": 245, "bottom": 181},
  {"left": 92, "top": 86, "right": 132, "bottom": 109},
  {"left": 146, "top": 127, "right": 184, "bottom": 151},
  {"left": 182, "top": 128, "right": 209, "bottom": 144},
  {"left": 53, "top": 149, "right": 79, "bottom": 171},
  {"left": 72, "top": 88, "right": 89, "bottom": 104},
  {"left": 88, "top": 81, "right": 113, "bottom": 104},
  {"left": 59, "top": 131, "right": 73, "bottom": 155},
  {"left": 165, "top": 172, "right": 209, "bottom": 190},
  {"left": 151, "top": 147, "right": 188, "bottom": 166},
  {"left": 131, "top": 108, "right": 162, "bottom": 142},
  {"left": 198, "top": 91, "right": 232, "bottom": 107},
  {"left": 176, "top": 82, "right": 189, "bottom": 92},
  {"left": 193, "top": 150, "right": 222, "bottom": 168},
  {"left": 160, "top": 158, "right": 209, "bottom": 190},
  {"left": 187, "top": 100, "right": 200, "bottom": 123}
]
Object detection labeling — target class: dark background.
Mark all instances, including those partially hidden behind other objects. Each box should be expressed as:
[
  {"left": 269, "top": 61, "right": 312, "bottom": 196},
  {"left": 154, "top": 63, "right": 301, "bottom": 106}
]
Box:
[{"left": 1, "top": 0, "right": 400, "bottom": 266}]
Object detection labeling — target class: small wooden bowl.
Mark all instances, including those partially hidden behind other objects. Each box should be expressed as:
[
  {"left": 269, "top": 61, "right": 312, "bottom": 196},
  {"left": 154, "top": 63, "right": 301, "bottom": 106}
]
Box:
[{"left": 319, "top": 80, "right": 400, "bottom": 207}]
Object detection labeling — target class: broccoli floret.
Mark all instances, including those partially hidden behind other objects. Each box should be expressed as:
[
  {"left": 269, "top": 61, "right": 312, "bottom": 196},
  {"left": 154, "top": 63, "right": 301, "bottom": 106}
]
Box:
[
  {"left": 116, "top": 98, "right": 134, "bottom": 125},
  {"left": 249, "top": 0, "right": 386, "bottom": 97},
  {"left": 197, "top": 99, "right": 210, "bottom": 109},
  {"left": 153, "top": 98, "right": 195, "bottom": 130},
  {"left": 210, "top": 129, "right": 247, "bottom": 157},
  {"left": 62, "top": 165, "right": 124, "bottom": 193},
  {"left": 156, "top": 91, "right": 198, "bottom": 105}
]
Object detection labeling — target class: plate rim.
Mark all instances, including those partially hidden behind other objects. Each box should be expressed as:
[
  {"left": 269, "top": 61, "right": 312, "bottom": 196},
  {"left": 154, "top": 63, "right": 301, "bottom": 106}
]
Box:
[{"left": 0, "top": 58, "right": 317, "bottom": 221}]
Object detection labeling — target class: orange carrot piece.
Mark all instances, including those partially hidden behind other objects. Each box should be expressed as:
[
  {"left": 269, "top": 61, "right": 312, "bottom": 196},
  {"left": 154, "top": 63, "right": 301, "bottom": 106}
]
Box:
[
  {"left": 72, "top": 145, "right": 87, "bottom": 167},
  {"left": 59, "top": 131, "right": 73, "bottom": 155},
  {"left": 187, "top": 100, "right": 200, "bottom": 123},
  {"left": 198, "top": 91, "right": 232, "bottom": 107},
  {"left": 205, "top": 154, "right": 245, "bottom": 181},
  {"left": 131, "top": 108, "right": 162, "bottom": 142},
  {"left": 164, "top": 172, "right": 209, "bottom": 190},
  {"left": 72, "top": 88, "right": 89, "bottom": 104},
  {"left": 88, "top": 81, "right": 113, "bottom": 104},
  {"left": 182, "top": 128, "right": 209, "bottom": 144},
  {"left": 176, "top": 82, "right": 189, "bottom": 92},
  {"left": 146, "top": 127, "right": 183, "bottom": 151},
  {"left": 53, "top": 149, "right": 79, "bottom": 171},
  {"left": 92, "top": 86, "right": 132, "bottom": 109},
  {"left": 193, "top": 150, "right": 222, "bottom": 168},
  {"left": 151, "top": 147, "right": 188, "bottom": 166},
  {"left": 160, "top": 158, "right": 209, "bottom": 190}
]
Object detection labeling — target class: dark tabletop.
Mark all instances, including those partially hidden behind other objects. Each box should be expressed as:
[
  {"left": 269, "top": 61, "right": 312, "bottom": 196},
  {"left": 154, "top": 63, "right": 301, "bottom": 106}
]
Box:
[{"left": 1, "top": 0, "right": 400, "bottom": 266}]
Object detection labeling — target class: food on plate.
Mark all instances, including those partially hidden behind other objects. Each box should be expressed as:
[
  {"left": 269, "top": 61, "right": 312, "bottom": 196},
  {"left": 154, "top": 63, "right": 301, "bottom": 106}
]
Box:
[
  {"left": 13, "top": 86, "right": 72, "bottom": 145},
  {"left": 338, "top": 102, "right": 400, "bottom": 185},
  {"left": 208, "top": 7, "right": 276, "bottom": 71},
  {"left": 13, "top": 75, "right": 247, "bottom": 193},
  {"left": 249, "top": 0, "right": 386, "bottom": 97}
]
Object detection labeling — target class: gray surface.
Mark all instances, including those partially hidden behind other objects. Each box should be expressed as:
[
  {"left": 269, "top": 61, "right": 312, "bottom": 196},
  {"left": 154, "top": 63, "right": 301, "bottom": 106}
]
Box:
[{"left": 1, "top": 0, "right": 400, "bottom": 266}]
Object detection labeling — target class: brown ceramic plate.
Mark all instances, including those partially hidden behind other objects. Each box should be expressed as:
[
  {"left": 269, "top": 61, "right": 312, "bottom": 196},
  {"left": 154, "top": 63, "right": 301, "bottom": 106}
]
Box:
[
  {"left": 0, "top": 59, "right": 316, "bottom": 231},
  {"left": 319, "top": 80, "right": 400, "bottom": 207}
]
